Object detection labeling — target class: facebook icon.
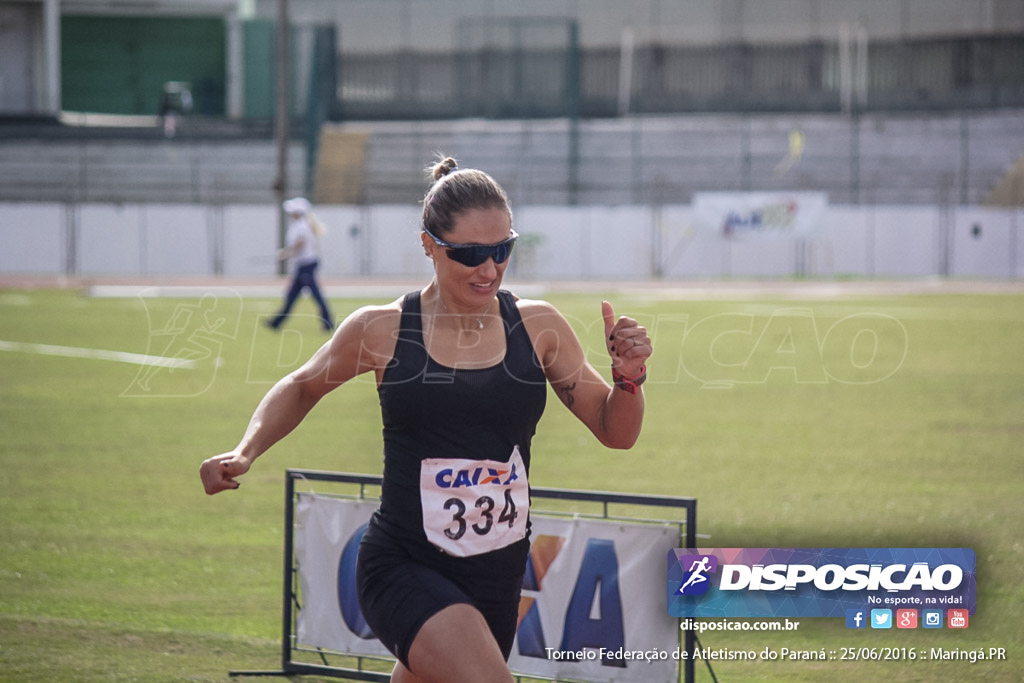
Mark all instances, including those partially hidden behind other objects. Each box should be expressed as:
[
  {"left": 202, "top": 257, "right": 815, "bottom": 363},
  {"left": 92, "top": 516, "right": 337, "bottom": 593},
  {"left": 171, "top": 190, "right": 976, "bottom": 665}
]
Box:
[{"left": 845, "top": 609, "right": 866, "bottom": 629}]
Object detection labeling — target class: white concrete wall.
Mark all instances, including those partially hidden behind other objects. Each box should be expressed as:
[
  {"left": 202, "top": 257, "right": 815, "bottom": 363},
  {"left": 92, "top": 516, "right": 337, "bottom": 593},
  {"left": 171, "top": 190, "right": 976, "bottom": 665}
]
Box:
[{"left": 1, "top": 201, "right": 1021, "bottom": 280}]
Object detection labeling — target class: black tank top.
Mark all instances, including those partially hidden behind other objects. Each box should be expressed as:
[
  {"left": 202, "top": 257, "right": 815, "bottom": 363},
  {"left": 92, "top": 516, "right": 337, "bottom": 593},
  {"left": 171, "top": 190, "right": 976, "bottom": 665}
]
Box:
[{"left": 373, "top": 290, "right": 547, "bottom": 574}]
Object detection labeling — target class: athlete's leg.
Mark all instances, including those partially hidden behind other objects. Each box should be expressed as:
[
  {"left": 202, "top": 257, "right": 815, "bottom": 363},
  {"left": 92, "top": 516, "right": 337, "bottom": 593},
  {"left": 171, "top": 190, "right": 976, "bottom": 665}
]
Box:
[{"left": 395, "top": 603, "right": 513, "bottom": 683}]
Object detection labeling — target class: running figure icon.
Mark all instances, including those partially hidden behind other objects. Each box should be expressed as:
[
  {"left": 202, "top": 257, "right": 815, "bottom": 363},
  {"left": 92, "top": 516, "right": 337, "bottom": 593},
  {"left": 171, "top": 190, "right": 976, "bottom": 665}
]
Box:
[{"left": 678, "top": 556, "right": 713, "bottom": 594}]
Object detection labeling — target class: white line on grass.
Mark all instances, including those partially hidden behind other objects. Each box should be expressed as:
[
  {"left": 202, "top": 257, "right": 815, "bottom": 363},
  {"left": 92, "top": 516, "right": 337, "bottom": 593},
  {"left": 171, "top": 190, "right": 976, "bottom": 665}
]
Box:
[{"left": 0, "top": 340, "right": 196, "bottom": 369}]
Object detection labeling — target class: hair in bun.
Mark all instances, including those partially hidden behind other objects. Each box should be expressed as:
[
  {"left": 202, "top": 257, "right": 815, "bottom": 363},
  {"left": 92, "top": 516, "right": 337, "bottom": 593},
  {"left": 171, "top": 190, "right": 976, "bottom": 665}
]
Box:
[
  {"left": 430, "top": 156, "right": 459, "bottom": 181},
  {"left": 421, "top": 154, "right": 512, "bottom": 238}
]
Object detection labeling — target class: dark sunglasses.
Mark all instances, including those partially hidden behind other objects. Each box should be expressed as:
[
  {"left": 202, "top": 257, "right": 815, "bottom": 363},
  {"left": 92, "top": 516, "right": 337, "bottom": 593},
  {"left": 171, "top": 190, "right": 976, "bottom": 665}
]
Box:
[{"left": 423, "top": 227, "right": 519, "bottom": 267}]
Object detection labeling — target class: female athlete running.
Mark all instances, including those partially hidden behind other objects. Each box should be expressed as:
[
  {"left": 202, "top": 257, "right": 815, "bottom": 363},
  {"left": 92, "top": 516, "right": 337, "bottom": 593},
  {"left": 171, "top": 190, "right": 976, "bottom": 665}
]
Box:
[{"left": 200, "top": 156, "right": 652, "bottom": 683}]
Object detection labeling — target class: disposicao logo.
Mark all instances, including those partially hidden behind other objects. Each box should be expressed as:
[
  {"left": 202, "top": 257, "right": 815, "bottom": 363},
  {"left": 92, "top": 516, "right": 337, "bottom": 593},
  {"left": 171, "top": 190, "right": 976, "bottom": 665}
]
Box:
[
  {"left": 667, "top": 548, "right": 976, "bottom": 619},
  {"left": 674, "top": 555, "right": 718, "bottom": 595}
]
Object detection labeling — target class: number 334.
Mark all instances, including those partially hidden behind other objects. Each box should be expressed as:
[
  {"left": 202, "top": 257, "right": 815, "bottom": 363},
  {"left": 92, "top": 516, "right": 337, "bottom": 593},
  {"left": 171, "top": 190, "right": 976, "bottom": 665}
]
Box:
[{"left": 442, "top": 489, "right": 519, "bottom": 541}]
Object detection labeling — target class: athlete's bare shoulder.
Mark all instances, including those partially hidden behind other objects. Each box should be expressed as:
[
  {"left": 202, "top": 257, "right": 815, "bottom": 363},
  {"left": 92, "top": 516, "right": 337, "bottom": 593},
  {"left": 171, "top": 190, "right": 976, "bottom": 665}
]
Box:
[
  {"left": 512, "top": 297, "right": 582, "bottom": 365},
  {"left": 513, "top": 296, "right": 563, "bottom": 320},
  {"left": 346, "top": 295, "right": 404, "bottom": 328},
  {"left": 514, "top": 297, "right": 572, "bottom": 333},
  {"left": 329, "top": 295, "right": 407, "bottom": 375}
]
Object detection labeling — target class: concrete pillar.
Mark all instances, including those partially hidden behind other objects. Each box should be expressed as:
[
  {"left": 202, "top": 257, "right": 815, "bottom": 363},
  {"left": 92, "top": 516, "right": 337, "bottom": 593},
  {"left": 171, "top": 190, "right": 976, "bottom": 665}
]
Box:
[{"left": 44, "top": 0, "right": 61, "bottom": 114}]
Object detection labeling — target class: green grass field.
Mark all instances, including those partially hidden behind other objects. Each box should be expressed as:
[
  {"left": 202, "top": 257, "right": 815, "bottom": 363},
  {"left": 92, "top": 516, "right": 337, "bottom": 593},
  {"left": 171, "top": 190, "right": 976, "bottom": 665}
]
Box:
[{"left": 1, "top": 283, "right": 1021, "bottom": 682}]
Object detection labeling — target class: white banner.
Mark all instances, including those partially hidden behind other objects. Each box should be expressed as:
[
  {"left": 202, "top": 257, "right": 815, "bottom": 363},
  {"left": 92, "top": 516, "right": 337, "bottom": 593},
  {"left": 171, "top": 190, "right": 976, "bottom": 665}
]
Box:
[
  {"left": 693, "top": 192, "right": 828, "bottom": 238},
  {"left": 509, "top": 516, "right": 680, "bottom": 682},
  {"left": 294, "top": 495, "right": 391, "bottom": 658},
  {"left": 293, "top": 494, "right": 681, "bottom": 683}
]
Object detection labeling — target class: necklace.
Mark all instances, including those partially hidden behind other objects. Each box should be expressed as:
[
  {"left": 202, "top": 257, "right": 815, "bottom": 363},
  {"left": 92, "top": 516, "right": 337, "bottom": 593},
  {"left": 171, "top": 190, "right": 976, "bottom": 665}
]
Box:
[{"left": 436, "top": 291, "right": 486, "bottom": 330}]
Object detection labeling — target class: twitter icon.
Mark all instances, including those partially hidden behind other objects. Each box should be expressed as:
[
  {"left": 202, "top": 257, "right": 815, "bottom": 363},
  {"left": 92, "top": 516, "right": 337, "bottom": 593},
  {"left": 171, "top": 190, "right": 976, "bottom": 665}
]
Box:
[{"left": 870, "top": 609, "right": 893, "bottom": 629}]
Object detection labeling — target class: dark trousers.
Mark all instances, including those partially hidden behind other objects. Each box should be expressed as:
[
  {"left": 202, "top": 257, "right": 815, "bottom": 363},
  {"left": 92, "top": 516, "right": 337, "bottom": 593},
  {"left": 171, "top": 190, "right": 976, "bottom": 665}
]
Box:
[{"left": 269, "top": 261, "right": 333, "bottom": 331}]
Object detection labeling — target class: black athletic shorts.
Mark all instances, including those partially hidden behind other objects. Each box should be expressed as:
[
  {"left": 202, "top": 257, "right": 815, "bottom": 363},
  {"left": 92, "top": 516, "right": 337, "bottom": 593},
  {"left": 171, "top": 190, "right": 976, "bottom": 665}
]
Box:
[{"left": 356, "top": 522, "right": 524, "bottom": 669}]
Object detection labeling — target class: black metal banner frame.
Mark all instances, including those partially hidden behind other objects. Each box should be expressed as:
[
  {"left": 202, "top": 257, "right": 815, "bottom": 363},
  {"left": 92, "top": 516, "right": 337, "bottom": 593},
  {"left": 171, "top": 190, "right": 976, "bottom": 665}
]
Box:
[{"left": 230, "top": 469, "right": 698, "bottom": 682}]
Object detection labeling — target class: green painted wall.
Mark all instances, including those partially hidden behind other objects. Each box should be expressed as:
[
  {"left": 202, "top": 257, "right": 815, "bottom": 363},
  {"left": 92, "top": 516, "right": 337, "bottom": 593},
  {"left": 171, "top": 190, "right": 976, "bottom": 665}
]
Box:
[
  {"left": 242, "top": 19, "right": 275, "bottom": 119},
  {"left": 62, "top": 16, "right": 225, "bottom": 115}
]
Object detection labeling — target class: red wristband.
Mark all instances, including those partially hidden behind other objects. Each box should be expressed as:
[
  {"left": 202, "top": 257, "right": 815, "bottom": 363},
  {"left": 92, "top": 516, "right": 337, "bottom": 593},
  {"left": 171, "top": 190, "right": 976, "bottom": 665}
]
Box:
[{"left": 612, "top": 364, "right": 646, "bottom": 394}]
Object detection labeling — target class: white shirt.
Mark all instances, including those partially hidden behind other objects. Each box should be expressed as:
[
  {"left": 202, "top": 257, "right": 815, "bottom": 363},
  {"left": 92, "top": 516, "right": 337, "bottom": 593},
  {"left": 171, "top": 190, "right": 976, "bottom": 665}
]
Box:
[{"left": 285, "top": 216, "right": 319, "bottom": 267}]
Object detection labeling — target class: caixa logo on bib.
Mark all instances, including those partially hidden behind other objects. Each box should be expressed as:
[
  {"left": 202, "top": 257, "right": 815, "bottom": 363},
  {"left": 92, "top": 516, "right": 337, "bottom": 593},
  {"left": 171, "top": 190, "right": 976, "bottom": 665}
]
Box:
[
  {"left": 433, "top": 463, "right": 520, "bottom": 488},
  {"left": 667, "top": 548, "right": 976, "bottom": 619}
]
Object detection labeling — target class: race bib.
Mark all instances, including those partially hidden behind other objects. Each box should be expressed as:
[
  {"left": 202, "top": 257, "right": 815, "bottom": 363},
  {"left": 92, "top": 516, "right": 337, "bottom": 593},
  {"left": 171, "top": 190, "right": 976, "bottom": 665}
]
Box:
[{"left": 420, "top": 447, "right": 529, "bottom": 557}]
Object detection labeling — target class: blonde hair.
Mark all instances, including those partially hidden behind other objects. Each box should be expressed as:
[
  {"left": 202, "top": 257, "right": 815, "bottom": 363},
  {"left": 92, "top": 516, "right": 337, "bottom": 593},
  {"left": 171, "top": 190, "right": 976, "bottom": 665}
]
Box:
[{"left": 308, "top": 212, "right": 327, "bottom": 238}]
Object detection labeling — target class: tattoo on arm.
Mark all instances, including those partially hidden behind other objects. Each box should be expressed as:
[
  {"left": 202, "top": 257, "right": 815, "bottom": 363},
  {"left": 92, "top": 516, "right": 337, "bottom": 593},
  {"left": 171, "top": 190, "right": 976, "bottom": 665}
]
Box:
[{"left": 558, "top": 382, "right": 577, "bottom": 409}]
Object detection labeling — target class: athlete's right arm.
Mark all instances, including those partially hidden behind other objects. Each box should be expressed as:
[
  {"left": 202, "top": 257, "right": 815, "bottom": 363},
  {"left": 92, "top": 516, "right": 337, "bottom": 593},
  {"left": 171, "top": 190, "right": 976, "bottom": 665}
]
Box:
[{"left": 200, "top": 303, "right": 400, "bottom": 495}]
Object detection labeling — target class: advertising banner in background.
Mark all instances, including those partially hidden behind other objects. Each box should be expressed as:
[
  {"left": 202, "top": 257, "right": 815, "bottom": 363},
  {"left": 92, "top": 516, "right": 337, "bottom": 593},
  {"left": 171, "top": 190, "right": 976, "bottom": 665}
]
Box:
[
  {"left": 693, "top": 192, "right": 828, "bottom": 238},
  {"left": 294, "top": 496, "right": 389, "bottom": 658},
  {"left": 294, "top": 494, "right": 681, "bottom": 683},
  {"left": 510, "top": 516, "right": 679, "bottom": 683}
]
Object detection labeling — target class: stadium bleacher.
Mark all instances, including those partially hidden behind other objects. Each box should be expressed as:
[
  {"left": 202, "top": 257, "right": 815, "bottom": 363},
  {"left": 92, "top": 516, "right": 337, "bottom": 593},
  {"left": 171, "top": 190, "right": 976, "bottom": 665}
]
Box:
[{"left": 1, "top": 110, "right": 1022, "bottom": 207}]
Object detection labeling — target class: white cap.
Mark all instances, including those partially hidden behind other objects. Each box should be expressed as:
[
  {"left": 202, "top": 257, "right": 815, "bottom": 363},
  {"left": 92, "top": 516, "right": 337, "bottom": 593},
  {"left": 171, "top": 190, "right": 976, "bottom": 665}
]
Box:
[{"left": 282, "top": 197, "right": 312, "bottom": 215}]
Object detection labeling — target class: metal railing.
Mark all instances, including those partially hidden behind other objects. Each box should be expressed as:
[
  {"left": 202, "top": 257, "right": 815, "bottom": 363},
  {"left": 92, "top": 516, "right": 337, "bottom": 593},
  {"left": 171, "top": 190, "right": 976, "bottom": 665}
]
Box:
[{"left": 227, "top": 469, "right": 699, "bottom": 682}]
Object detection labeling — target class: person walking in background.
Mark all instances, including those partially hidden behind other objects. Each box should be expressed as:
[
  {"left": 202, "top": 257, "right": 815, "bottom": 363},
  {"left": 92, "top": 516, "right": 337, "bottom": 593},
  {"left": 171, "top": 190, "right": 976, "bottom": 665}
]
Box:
[
  {"left": 267, "top": 197, "right": 334, "bottom": 332},
  {"left": 201, "top": 157, "right": 652, "bottom": 682}
]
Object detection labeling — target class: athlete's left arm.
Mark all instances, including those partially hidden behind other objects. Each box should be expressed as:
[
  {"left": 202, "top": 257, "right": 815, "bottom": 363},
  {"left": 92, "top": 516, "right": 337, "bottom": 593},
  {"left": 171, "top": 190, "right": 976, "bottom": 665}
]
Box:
[{"left": 520, "top": 300, "right": 651, "bottom": 449}]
